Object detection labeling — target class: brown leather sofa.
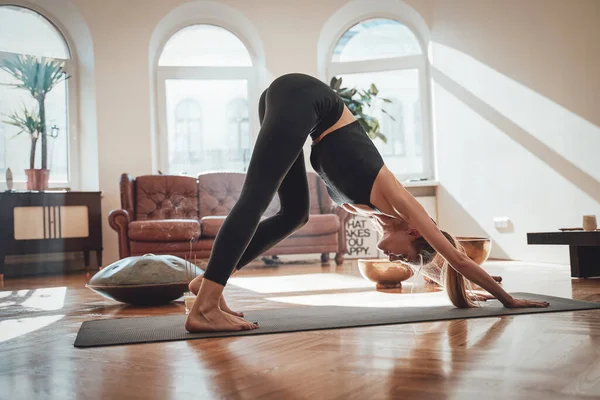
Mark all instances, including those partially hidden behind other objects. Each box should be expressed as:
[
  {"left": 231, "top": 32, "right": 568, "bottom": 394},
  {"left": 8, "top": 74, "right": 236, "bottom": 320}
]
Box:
[{"left": 108, "top": 172, "right": 351, "bottom": 265}]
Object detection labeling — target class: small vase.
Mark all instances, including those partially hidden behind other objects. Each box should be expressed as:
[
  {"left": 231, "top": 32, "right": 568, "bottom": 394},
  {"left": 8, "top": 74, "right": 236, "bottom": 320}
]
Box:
[
  {"left": 25, "top": 169, "right": 50, "bottom": 191},
  {"left": 5, "top": 168, "right": 13, "bottom": 191}
]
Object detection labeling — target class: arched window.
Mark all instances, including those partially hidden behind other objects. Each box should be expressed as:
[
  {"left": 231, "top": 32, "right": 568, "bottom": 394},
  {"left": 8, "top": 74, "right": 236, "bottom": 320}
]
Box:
[
  {"left": 170, "top": 99, "right": 202, "bottom": 173},
  {"left": 0, "top": 5, "right": 73, "bottom": 185},
  {"left": 226, "top": 98, "right": 250, "bottom": 168},
  {"left": 379, "top": 97, "right": 405, "bottom": 157},
  {"left": 328, "top": 18, "right": 431, "bottom": 179},
  {"left": 157, "top": 24, "right": 254, "bottom": 174}
]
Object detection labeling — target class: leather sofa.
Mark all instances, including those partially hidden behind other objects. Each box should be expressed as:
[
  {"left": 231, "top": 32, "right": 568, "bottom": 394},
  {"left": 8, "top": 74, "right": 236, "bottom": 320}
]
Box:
[{"left": 108, "top": 172, "right": 351, "bottom": 265}]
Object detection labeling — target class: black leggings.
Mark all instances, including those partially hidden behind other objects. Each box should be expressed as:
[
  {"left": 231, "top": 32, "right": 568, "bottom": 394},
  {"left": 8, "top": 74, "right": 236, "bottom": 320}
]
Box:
[{"left": 202, "top": 74, "right": 340, "bottom": 286}]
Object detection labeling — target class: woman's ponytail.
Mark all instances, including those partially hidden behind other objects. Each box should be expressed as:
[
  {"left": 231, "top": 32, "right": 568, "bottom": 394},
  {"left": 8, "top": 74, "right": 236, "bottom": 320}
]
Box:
[
  {"left": 413, "top": 231, "right": 476, "bottom": 308},
  {"left": 438, "top": 232, "right": 476, "bottom": 308}
]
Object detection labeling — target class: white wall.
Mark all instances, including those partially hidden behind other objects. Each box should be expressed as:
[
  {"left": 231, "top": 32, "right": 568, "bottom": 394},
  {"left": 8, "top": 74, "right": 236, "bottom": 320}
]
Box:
[{"left": 430, "top": 0, "right": 600, "bottom": 262}]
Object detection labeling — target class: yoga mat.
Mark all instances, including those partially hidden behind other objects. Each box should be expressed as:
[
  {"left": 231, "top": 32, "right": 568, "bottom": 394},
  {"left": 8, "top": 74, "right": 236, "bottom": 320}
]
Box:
[{"left": 74, "top": 292, "right": 600, "bottom": 348}]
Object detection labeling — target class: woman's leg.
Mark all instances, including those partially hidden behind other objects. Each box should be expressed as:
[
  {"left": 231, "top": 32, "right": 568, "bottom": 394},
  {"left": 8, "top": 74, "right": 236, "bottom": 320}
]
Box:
[
  {"left": 188, "top": 153, "right": 309, "bottom": 301},
  {"left": 190, "top": 88, "right": 309, "bottom": 290},
  {"left": 233, "top": 151, "right": 309, "bottom": 269},
  {"left": 186, "top": 84, "right": 315, "bottom": 332},
  {"left": 232, "top": 86, "right": 310, "bottom": 270}
]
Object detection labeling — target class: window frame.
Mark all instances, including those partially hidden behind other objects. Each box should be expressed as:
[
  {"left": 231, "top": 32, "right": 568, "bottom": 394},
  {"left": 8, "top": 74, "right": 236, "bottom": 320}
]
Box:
[
  {"left": 326, "top": 18, "right": 434, "bottom": 181},
  {"left": 155, "top": 23, "right": 258, "bottom": 174},
  {"left": 0, "top": 5, "right": 79, "bottom": 189}
]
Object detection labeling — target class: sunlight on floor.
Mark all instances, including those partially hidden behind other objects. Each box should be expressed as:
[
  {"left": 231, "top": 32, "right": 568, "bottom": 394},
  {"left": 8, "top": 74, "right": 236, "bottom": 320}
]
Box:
[
  {"left": 0, "top": 314, "right": 65, "bottom": 343},
  {"left": 229, "top": 273, "right": 373, "bottom": 294},
  {"left": 0, "top": 287, "right": 68, "bottom": 311}
]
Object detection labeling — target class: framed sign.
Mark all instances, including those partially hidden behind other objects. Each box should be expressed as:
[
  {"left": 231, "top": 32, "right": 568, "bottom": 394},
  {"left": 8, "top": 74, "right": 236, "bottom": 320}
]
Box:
[{"left": 345, "top": 215, "right": 380, "bottom": 259}]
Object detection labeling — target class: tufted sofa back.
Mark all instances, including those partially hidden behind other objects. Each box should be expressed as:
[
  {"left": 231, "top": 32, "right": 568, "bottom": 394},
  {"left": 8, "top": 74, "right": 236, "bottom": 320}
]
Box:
[
  {"left": 197, "top": 172, "right": 281, "bottom": 218},
  {"left": 129, "top": 175, "right": 199, "bottom": 221},
  {"left": 119, "top": 171, "right": 332, "bottom": 222},
  {"left": 196, "top": 171, "right": 331, "bottom": 219}
]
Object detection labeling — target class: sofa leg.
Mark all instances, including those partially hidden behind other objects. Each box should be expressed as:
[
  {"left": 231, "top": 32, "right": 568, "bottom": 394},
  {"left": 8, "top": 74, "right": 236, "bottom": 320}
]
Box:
[
  {"left": 334, "top": 253, "right": 344, "bottom": 265},
  {"left": 320, "top": 253, "right": 329, "bottom": 263}
]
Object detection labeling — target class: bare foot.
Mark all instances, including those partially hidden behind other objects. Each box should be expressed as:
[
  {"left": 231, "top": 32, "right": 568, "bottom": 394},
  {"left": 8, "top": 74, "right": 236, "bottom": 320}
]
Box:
[
  {"left": 219, "top": 296, "right": 244, "bottom": 317},
  {"left": 185, "top": 307, "right": 258, "bottom": 333},
  {"left": 189, "top": 275, "right": 243, "bottom": 317},
  {"left": 189, "top": 274, "right": 204, "bottom": 295}
]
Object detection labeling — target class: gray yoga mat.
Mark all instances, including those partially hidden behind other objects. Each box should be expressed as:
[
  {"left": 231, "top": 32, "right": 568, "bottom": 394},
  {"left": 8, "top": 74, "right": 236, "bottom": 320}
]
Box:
[{"left": 74, "top": 292, "right": 600, "bottom": 348}]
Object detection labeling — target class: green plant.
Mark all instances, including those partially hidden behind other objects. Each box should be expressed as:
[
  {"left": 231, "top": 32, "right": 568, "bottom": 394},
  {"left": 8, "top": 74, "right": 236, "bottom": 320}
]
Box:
[
  {"left": 330, "top": 76, "right": 393, "bottom": 143},
  {"left": 0, "top": 54, "right": 69, "bottom": 170},
  {"left": 3, "top": 105, "right": 42, "bottom": 169}
]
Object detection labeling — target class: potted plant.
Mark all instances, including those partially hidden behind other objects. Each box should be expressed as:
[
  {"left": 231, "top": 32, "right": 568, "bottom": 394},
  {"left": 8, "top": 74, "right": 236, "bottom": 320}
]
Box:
[
  {"left": 330, "top": 76, "right": 393, "bottom": 144},
  {"left": 1, "top": 55, "right": 69, "bottom": 190},
  {"left": 4, "top": 106, "right": 42, "bottom": 187}
]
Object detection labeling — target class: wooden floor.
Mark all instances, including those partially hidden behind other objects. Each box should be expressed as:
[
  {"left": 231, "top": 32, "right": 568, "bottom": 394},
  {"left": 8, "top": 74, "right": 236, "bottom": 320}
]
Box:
[{"left": 1, "top": 259, "right": 600, "bottom": 400}]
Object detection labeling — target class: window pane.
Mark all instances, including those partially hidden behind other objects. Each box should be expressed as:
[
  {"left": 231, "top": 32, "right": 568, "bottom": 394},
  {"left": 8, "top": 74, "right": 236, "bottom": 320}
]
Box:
[
  {"left": 379, "top": 98, "right": 405, "bottom": 157},
  {"left": 0, "top": 6, "right": 70, "bottom": 59},
  {"left": 337, "top": 69, "right": 424, "bottom": 176},
  {"left": 165, "top": 79, "right": 250, "bottom": 174},
  {"left": 159, "top": 25, "right": 252, "bottom": 67},
  {"left": 226, "top": 98, "right": 250, "bottom": 162},
  {"left": 45, "top": 77, "right": 69, "bottom": 182},
  {"left": 0, "top": 66, "right": 69, "bottom": 182},
  {"left": 332, "top": 18, "right": 421, "bottom": 63}
]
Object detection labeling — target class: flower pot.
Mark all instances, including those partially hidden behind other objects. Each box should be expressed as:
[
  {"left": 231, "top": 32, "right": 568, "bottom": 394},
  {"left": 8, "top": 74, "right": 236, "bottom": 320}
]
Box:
[{"left": 25, "top": 169, "right": 50, "bottom": 191}]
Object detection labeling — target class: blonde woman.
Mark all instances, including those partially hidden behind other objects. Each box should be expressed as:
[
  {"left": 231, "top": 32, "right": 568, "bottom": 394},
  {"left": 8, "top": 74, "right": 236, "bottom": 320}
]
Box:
[{"left": 186, "top": 73, "right": 549, "bottom": 333}]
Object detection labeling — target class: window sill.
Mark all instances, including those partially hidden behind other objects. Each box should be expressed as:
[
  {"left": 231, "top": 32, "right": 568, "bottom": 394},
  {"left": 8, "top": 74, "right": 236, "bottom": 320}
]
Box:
[{"left": 401, "top": 179, "right": 439, "bottom": 188}]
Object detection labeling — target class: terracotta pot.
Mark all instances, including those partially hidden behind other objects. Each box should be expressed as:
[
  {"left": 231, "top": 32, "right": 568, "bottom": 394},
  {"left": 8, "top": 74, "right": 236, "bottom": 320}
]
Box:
[
  {"left": 25, "top": 169, "right": 50, "bottom": 191},
  {"left": 456, "top": 236, "right": 493, "bottom": 265}
]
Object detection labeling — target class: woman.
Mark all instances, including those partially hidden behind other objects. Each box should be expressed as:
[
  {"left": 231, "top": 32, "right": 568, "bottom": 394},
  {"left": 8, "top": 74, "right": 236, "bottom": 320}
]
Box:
[{"left": 185, "top": 73, "right": 549, "bottom": 333}]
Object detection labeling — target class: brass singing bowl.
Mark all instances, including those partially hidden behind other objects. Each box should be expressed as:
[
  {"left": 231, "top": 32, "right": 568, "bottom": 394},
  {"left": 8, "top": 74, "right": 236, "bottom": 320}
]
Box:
[
  {"left": 358, "top": 237, "right": 494, "bottom": 288},
  {"left": 357, "top": 259, "right": 414, "bottom": 289},
  {"left": 456, "top": 236, "right": 492, "bottom": 265}
]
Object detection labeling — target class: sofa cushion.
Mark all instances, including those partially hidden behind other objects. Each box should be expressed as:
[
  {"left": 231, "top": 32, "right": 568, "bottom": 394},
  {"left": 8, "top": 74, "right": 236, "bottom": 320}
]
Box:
[
  {"left": 135, "top": 175, "right": 199, "bottom": 221},
  {"left": 129, "top": 219, "right": 200, "bottom": 242},
  {"left": 292, "top": 214, "right": 340, "bottom": 237},
  {"left": 200, "top": 214, "right": 340, "bottom": 238},
  {"left": 200, "top": 216, "right": 226, "bottom": 238}
]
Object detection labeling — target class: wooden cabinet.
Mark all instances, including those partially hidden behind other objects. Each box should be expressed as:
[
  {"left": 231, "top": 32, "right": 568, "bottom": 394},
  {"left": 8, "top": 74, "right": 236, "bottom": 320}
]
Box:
[{"left": 0, "top": 191, "right": 103, "bottom": 278}]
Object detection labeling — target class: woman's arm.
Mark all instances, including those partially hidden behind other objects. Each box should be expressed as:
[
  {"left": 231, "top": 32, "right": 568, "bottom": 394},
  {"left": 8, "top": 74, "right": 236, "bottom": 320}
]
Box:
[{"left": 374, "top": 173, "right": 548, "bottom": 308}]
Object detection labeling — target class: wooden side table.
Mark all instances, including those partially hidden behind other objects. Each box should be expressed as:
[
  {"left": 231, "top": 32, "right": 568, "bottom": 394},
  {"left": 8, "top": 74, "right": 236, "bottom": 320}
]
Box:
[
  {"left": 527, "top": 231, "right": 600, "bottom": 278},
  {"left": 0, "top": 191, "right": 103, "bottom": 279}
]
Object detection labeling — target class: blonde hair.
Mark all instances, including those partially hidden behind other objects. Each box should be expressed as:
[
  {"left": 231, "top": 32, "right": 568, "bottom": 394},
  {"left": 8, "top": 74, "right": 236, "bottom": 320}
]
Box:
[
  {"left": 413, "top": 232, "right": 476, "bottom": 308},
  {"left": 378, "top": 217, "right": 476, "bottom": 308}
]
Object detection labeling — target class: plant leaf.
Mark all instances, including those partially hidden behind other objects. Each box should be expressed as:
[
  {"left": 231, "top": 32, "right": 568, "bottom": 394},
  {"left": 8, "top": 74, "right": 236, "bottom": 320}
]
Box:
[
  {"left": 369, "top": 84, "right": 379, "bottom": 96},
  {"left": 374, "top": 131, "right": 387, "bottom": 143},
  {"left": 381, "top": 108, "right": 396, "bottom": 121}
]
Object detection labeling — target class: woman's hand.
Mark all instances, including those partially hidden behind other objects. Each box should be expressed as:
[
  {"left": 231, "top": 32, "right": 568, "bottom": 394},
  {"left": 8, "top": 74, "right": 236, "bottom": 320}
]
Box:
[{"left": 502, "top": 298, "right": 550, "bottom": 308}]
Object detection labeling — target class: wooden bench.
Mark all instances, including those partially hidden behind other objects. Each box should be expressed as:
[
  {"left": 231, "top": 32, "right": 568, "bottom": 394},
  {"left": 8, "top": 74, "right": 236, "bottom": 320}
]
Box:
[{"left": 527, "top": 231, "right": 600, "bottom": 278}]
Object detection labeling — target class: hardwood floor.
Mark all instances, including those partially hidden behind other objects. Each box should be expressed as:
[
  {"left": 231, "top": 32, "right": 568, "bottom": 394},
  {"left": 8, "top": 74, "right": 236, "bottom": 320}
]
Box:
[{"left": 1, "top": 259, "right": 599, "bottom": 400}]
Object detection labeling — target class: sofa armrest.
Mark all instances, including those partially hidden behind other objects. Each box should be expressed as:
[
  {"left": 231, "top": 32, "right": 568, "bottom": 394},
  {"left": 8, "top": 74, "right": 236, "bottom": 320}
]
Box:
[
  {"left": 108, "top": 209, "right": 131, "bottom": 259},
  {"left": 326, "top": 204, "right": 353, "bottom": 255}
]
